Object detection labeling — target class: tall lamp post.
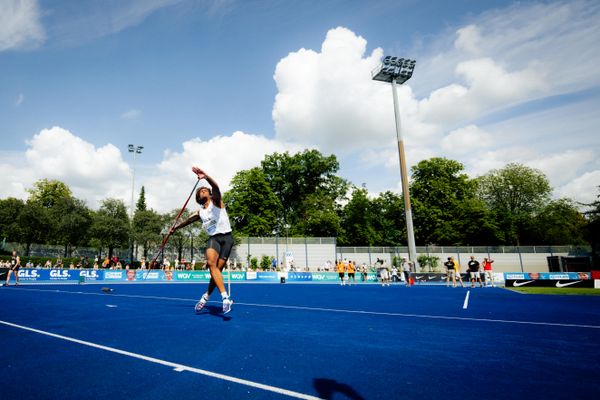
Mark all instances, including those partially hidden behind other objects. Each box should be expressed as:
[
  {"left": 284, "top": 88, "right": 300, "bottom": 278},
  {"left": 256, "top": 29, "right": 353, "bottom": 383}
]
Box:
[
  {"left": 128, "top": 144, "right": 143, "bottom": 265},
  {"left": 371, "top": 56, "right": 418, "bottom": 266}
]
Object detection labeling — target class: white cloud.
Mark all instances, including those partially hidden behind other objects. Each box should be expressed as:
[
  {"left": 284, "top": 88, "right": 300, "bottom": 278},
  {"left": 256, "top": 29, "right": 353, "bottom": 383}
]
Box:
[
  {"left": 556, "top": 170, "right": 600, "bottom": 205},
  {"left": 271, "top": 3, "right": 600, "bottom": 202},
  {"left": 121, "top": 109, "right": 141, "bottom": 120},
  {"left": 143, "top": 131, "right": 306, "bottom": 212},
  {"left": 0, "top": 0, "right": 45, "bottom": 51},
  {"left": 440, "top": 125, "right": 493, "bottom": 155}
]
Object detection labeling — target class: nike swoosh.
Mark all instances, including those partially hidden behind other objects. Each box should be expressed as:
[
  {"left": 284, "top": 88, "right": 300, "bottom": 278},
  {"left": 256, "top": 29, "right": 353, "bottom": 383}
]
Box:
[
  {"left": 513, "top": 280, "right": 535, "bottom": 287},
  {"left": 428, "top": 276, "right": 438, "bottom": 280},
  {"left": 555, "top": 280, "right": 582, "bottom": 288},
  {"left": 415, "top": 276, "right": 424, "bottom": 280}
]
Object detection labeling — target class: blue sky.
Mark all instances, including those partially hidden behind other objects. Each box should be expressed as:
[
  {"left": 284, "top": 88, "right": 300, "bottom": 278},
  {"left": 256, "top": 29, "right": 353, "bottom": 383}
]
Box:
[{"left": 1, "top": 0, "right": 599, "bottom": 213}]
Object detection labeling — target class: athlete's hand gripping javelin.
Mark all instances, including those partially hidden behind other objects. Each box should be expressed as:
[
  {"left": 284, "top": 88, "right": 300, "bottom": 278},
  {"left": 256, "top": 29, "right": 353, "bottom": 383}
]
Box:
[{"left": 192, "top": 166, "right": 206, "bottom": 180}]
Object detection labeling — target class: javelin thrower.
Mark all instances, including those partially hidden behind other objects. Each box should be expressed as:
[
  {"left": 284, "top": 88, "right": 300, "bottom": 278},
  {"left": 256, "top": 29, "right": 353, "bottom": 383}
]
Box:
[{"left": 170, "top": 167, "right": 234, "bottom": 314}]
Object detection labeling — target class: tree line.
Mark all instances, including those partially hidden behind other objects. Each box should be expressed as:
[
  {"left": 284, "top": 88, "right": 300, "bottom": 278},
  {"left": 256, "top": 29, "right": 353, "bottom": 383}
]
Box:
[{"left": 1, "top": 150, "right": 598, "bottom": 262}]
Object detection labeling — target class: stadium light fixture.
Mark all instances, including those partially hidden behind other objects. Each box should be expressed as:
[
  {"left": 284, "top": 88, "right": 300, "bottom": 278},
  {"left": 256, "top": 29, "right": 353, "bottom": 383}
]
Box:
[
  {"left": 128, "top": 144, "right": 143, "bottom": 264},
  {"left": 371, "top": 56, "right": 418, "bottom": 267}
]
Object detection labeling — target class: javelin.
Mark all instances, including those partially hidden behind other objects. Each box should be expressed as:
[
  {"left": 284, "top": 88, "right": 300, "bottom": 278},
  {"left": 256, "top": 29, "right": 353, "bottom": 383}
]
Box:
[{"left": 144, "top": 178, "right": 200, "bottom": 280}]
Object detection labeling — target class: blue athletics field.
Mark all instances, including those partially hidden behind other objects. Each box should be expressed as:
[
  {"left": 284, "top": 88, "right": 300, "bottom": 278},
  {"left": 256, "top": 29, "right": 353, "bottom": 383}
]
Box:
[{"left": 1, "top": 282, "right": 599, "bottom": 399}]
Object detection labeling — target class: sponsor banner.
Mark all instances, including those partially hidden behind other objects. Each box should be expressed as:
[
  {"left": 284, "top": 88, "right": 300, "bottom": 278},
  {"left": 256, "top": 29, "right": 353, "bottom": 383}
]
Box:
[
  {"left": 175, "top": 271, "right": 212, "bottom": 281},
  {"left": 311, "top": 272, "right": 341, "bottom": 282},
  {"left": 78, "top": 269, "right": 102, "bottom": 281},
  {"left": 504, "top": 272, "right": 590, "bottom": 281},
  {"left": 246, "top": 271, "right": 257, "bottom": 280},
  {"left": 287, "top": 272, "right": 312, "bottom": 282},
  {"left": 17, "top": 269, "right": 80, "bottom": 282},
  {"left": 506, "top": 279, "right": 594, "bottom": 288},
  {"left": 224, "top": 271, "right": 246, "bottom": 281},
  {"left": 104, "top": 271, "right": 126, "bottom": 281},
  {"left": 256, "top": 272, "right": 279, "bottom": 282}
]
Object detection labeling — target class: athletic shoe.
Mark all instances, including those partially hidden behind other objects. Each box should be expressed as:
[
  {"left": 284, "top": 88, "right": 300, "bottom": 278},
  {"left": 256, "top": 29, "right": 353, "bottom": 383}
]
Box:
[
  {"left": 222, "top": 298, "right": 233, "bottom": 314},
  {"left": 194, "top": 298, "right": 207, "bottom": 313}
]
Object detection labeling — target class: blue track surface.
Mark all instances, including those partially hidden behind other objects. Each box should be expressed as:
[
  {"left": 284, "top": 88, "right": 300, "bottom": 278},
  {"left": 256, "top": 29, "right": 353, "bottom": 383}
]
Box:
[{"left": 1, "top": 283, "right": 599, "bottom": 399}]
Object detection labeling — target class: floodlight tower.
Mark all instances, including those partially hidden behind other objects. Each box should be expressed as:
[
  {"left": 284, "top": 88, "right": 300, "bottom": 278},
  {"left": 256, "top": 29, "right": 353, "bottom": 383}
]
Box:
[
  {"left": 128, "top": 144, "right": 143, "bottom": 264},
  {"left": 371, "top": 56, "right": 418, "bottom": 266}
]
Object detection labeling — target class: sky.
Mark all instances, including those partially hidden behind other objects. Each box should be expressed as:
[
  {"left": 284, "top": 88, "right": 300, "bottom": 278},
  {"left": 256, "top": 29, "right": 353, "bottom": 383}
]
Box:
[{"left": 1, "top": 0, "right": 599, "bottom": 215}]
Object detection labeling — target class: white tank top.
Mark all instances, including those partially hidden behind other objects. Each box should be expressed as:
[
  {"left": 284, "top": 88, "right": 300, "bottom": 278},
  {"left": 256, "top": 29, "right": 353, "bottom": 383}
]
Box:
[{"left": 197, "top": 201, "right": 232, "bottom": 236}]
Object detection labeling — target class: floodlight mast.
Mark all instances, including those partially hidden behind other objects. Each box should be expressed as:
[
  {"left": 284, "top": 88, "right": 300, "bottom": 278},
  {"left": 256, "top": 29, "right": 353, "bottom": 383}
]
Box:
[
  {"left": 128, "top": 144, "right": 143, "bottom": 265},
  {"left": 372, "top": 57, "right": 418, "bottom": 267}
]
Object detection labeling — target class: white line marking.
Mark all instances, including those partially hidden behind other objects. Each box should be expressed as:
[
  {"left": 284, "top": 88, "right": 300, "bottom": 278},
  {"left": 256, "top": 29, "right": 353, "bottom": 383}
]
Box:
[
  {"left": 106, "top": 305, "right": 117, "bottom": 308},
  {"left": 9, "top": 287, "right": 600, "bottom": 330},
  {"left": 0, "top": 320, "right": 321, "bottom": 400},
  {"left": 463, "top": 290, "right": 470, "bottom": 309}
]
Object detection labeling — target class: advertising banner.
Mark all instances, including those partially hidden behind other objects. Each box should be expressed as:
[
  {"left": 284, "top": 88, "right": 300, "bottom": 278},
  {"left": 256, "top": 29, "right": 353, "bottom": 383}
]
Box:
[
  {"left": 287, "top": 272, "right": 313, "bottom": 282},
  {"left": 256, "top": 272, "right": 279, "bottom": 282},
  {"left": 504, "top": 272, "right": 590, "bottom": 281},
  {"left": 505, "top": 279, "right": 594, "bottom": 288}
]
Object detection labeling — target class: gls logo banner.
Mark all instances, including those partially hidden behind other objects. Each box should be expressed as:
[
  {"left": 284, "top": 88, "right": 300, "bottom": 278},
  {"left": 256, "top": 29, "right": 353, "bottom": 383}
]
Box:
[
  {"left": 79, "top": 270, "right": 99, "bottom": 279},
  {"left": 50, "top": 270, "right": 71, "bottom": 280},
  {"left": 18, "top": 269, "right": 40, "bottom": 280}
]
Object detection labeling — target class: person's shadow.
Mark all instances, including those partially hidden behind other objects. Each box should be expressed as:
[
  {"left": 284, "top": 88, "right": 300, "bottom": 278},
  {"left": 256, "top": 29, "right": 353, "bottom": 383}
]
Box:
[
  {"left": 313, "top": 378, "right": 365, "bottom": 400},
  {"left": 196, "top": 305, "right": 232, "bottom": 321}
]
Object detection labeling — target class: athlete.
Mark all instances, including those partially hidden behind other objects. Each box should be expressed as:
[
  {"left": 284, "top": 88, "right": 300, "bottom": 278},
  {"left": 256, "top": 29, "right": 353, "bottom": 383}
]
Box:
[
  {"left": 444, "top": 257, "right": 455, "bottom": 287},
  {"left": 171, "top": 167, "right": 234, "bottom": 314},
  {"left": 467, "top": 256, "right": 483, "bottom": 288},
  {"left": 347, "top": 260, "right": 356, "bottom": 285},
  {"left": 337, "top": 259, "right": 346, "bottom": 285},
  {"left": 4, "top": 250, "right": 21, "bottom": 286}
]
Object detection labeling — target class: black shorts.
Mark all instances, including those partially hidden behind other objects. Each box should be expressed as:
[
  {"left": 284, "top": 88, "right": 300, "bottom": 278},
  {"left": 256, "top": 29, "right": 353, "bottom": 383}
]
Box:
[
  {"left": 206, "top": 232, "right": 234, "bottom": 261},
  {"left": 348, "top": 273, "right": 355, "bottom": 278},
  {"left": 10, "top": 265, "right": 20, "bottom": 271},
  {"left": 338, "top": 272, "right": 345, "bottom": 278}
]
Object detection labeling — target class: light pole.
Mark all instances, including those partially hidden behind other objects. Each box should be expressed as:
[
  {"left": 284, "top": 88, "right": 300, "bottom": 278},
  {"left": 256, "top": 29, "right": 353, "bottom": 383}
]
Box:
[
  {"left": 128, "top": 144, "right": 143, "bottom": 265},
  {"left": 372, "top": 56, "right": 418, "bottom": 266}
]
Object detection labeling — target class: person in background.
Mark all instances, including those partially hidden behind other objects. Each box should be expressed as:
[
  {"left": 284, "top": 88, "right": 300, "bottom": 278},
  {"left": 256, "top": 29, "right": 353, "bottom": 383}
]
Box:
[
  {"left": 3, "top": 250, "right": 21, "bottom": 286},
  {"left": 468, "top": 256, "right": 483, "bottom": 288},
  {"left": 482, "top": 257, "right": 495, "bottom": 287}
]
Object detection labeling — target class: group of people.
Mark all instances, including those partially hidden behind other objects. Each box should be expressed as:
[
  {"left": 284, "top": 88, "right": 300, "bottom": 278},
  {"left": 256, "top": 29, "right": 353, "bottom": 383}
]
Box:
[{"left": 444, "top": 256, "right": 495, "bottom": 288}]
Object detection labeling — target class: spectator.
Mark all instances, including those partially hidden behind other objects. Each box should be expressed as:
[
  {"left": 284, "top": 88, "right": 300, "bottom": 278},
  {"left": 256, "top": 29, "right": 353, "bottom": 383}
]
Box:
[
  {"left": 379, "top": 261, "right": 390, "bottom": 287},
  {"left": 140, "top": 257, "right": 147, "bottom": 270},
  {"left": 391, "top": 265, "right": 399, "bottom": 283},
  {"left": 445, "top": 257, "right": 459, "bottom": 287},
  {"left": 453, "top": 257, "right": 465, "bottom": 287},
  {"left": 468, "top": 256, "right": 483, "bottom": 288},
  {"left": 56, "top": 255, "right": 63, "bottom": 269},
  {"left": 402, "top": 258, "right": 412, "bottom": 286},
  {"left": 482, "top": 257, "right": 495, "bottom": 287},
  {"left": 361, "top": 263, "right": 368, "bottom": 282},
  {"left": 44, "top": 259, "right": 52, "bottom": 269}
]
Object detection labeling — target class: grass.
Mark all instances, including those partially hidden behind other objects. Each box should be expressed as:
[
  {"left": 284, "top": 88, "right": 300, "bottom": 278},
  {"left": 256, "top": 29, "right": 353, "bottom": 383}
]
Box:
[{"left": 507, "top": 287, "right": 600, "bottom": 296}]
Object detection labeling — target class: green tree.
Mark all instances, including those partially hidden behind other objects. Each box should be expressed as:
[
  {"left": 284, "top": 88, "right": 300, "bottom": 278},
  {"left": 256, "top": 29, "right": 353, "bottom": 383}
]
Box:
[
  {"left": 370, "top": 191, "right": 406, "bottom": 246},
  {"left": 16, "top": 200, "right": 51, "bottom": 255},
  {"left": 519, "top": 199, "right": 587, "bottom": 245},
  {"left": 261, "top": 150, "right": 348, "bottom": 233},
  {"left": 224, "top": 168, "right": 282, "bottom": 236},
  {"left": 132, "top": 208, "right": 163, "bottom": 259},
  {"left": 583, "top": 187, "right": 600, "bottom": 266},
  {"left": 27, "top": 179, "right": 73, "bottom": 208},
  {"left": 410, "top": 158, "right": 477, "bottom": 245},
  {"left": 52, "top": 197, "right": 93, "bottom": 257},
  {"left": 0, "top": 198, "right": 25, "bottom": 243},
  {"left": 339, "top": 188, "right": 377, "bottom": 246},
  {"left": 296, "top": 191, "right": 341, "bottom": 237},
  {"left": 477, "top": 163, "right": 551, "bottom": 245},
  {"left": 136, "top": 186, "right": 147, "bottom": 212},
  {"left": 90, "top": 199, "right": 130, "bottom": 259}
]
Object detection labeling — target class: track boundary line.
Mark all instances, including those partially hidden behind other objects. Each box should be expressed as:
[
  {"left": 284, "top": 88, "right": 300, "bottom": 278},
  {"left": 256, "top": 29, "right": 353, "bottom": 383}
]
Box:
[{"left": 0, "top": 319, "right": 322, "bottom": 400}]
